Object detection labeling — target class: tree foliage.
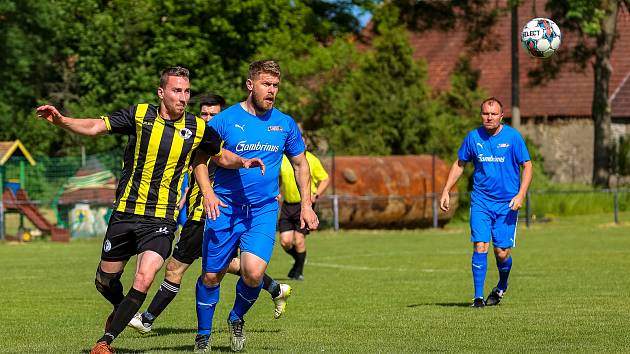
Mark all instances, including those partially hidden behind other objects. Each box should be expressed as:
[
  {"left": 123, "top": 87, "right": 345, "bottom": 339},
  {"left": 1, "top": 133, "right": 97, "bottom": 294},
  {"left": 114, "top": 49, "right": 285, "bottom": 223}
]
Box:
[{"left": 0, "top": 0, "right": 484, "bottom": 164}]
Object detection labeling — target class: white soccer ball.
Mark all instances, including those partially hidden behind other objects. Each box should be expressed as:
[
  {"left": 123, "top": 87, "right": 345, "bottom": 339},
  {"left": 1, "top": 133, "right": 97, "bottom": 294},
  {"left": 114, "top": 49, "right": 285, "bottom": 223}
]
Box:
[{"left": 521, "top": 18, "right": 562, "bottom": 58}]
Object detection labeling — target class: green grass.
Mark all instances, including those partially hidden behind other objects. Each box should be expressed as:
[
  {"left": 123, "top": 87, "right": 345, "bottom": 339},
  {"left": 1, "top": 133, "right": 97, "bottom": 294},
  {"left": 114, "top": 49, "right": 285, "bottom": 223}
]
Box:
[{"left": 2, "top": 213, "right": 630, "bottom": 353}]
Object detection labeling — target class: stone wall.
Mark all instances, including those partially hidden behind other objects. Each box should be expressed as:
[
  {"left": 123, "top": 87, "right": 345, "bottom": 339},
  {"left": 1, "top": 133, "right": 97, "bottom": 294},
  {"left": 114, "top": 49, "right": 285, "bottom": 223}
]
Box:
[{"left": 519, "top": 117, "right": 629, "bottom": 184}]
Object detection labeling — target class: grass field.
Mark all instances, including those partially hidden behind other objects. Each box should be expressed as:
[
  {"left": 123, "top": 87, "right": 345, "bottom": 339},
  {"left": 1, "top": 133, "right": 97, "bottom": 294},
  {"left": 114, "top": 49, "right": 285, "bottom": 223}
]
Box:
[{"left": 2, "top": 213, "right": 630, "bottom": 353}]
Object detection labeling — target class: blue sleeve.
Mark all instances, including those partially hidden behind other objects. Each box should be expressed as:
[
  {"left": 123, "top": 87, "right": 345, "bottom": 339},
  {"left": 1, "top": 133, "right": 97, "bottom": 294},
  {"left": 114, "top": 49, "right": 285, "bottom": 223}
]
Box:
[
  {"left": 514, "top": 133, "right": 531, "bottom": 164},
  {"left": 208, "top": 113, "right": 223, "bottom": 137},
  {"left": 457, "top": 134, "right": 473, "bottom": 162},
  {"left": 284, "top": 118, "right": 305, "bottom": 157}
]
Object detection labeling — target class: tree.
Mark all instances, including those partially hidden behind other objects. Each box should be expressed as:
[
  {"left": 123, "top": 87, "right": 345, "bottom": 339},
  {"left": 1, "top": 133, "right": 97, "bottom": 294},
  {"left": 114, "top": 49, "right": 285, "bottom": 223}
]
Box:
[{"left": 540, "top": 0, "right": 629, "bottom": 187}]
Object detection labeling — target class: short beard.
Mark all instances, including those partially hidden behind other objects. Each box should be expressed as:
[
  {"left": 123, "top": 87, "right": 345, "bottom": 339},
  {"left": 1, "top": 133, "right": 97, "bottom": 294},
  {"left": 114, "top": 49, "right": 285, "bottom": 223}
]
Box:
[{"left": 252, "top": 91, "right": 273, "bottom": 115}]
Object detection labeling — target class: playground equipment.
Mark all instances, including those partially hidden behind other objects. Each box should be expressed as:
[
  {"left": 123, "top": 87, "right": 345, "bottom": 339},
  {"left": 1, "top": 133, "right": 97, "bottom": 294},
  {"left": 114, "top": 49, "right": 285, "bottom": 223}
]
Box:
[{"left": 0, "top": 140, "right": 70, "bottom": 242}]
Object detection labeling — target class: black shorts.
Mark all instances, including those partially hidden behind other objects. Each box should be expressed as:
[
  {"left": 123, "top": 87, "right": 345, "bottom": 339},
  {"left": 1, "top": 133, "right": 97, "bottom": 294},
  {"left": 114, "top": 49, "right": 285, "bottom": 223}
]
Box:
[
  {"left": 278, "top": 202, "right": 310, "bottom": 235},
  {"left": 101, "top": 211, "right": 177, "bottom": 262},
  {"left": 172, "top": 218, "right": 239, "bottom": 264},
  {"left": 172, "top": 219, "right": 204, "bottom": 264}
]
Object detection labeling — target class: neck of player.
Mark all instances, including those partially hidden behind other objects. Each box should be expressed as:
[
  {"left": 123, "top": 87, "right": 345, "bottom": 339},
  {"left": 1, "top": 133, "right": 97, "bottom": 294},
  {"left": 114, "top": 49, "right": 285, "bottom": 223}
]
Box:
[
  {"left": 159, "top": 104, "right": 184, "bottom": 121},
  {"left": 242, "top": 98, "right": 270, "bottom": 117},
  {"left": 486, "top": 124, "right": 503, "bottom": 136}
]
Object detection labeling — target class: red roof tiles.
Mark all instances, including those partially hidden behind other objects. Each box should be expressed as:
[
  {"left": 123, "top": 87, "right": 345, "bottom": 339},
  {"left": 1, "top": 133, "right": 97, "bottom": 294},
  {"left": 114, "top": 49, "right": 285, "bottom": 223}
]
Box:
[{"left": 405, "top": 0, "right": 630, "bottom": 118}]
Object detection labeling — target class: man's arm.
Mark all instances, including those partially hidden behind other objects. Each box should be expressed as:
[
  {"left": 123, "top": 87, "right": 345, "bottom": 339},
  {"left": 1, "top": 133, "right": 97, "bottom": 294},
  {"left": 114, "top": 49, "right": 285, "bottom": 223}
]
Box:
[
  {"left": 440, "top": 159, "right": 467, "bottom": 212},
  {"left": 509, "top": 160, "right": 533, "bottom": 211},
  {"left": 288, "top": 152, "right": 319, "bottom": 230},
  {"left": 313, "top": 177, "right": 330, "bottom": 203},
  {"left": 211, "top": 149, "right": 266, "bottom": 174},
  {"left": 36, "top": 105, "right": 108, "bottom": 136},
  {"left": 192, "top": 150, "right": 225, "bottom": 220}
]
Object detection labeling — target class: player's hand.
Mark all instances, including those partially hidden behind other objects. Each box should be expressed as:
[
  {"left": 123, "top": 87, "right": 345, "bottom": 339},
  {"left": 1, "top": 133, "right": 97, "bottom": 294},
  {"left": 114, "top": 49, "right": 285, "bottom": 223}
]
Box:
[
  {"left": 242, "top": 158, "right": 265, "bottom": 175},
  {"left": 439, "top": 192, "right": 450, "bottom": 212},
  {"left": 300, "top": 205, "right": 319, "bottom": 231},
  {"left": 203, "top": 193, "right": 227, "bottom": 220},
  {"left": 36, "top": 105, "right": 64, "bottom": 125},
  {"left": 509, "top": 193, "right": 525, "bottom": 211}
]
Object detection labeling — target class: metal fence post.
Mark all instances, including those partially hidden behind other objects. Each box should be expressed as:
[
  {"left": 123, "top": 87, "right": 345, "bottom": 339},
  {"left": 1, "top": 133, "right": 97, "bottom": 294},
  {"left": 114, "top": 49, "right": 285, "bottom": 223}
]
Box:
[
  {"left": 332, "top": 195, "right": 339, "bottom": 232},
  {"left": 525, "top": 191, "right": 531, "bottom": 228},
  {"left": 614, "top": 190, "right": 619, "bottom": 224},
  {"left": 432, "top": 154, "right": 438, "bottom": 228}
]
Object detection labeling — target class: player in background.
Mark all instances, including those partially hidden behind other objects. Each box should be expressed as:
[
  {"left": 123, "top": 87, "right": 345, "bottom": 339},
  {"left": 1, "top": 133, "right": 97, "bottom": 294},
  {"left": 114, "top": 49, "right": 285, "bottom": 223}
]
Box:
[
  {"left": 36, "top": 67, "right": 264, "bottom": 354},
  {"left": 128, "top": 94, "right": 292, "bottom": 335},
  {"left": 191, "top": 60, "right": 318, "bottom": 352},
  {"left": 440, "top": 97, "right": 533, "bottom": 308},
  {"left": 279, "top": 134, "right": 329, "bottom": 280}
]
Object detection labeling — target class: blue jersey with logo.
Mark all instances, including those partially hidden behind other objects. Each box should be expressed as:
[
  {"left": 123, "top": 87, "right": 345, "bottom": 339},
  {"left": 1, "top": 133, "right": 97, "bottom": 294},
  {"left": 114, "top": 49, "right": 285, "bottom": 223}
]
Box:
[
  {"left": 458, "top": 125, "right": 530, "bottom": 203},
  {"left": 208, "top": 103, "right": 305, "bottom": 205}
]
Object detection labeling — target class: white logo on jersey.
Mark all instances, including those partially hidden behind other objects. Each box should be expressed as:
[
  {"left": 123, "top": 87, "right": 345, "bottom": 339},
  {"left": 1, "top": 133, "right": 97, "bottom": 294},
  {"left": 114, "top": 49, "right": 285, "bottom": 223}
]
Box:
[
  {"left": 103, "top": 240, "right": 112, "bottom": 252},
  {"left": 156, "top": 227, "right": 169, "bottom": 234},
  {"left": 477, "top": 142, "right": 484, "bottom": 149},
  {"left": 179, "top": 128, "right": 193, "bottom": 140},
  {"left": 235, "top": 123, "right": 245, "bottom": 131},
  {"left": 477, "top": 154, "right": 505, "bottom": 163},
  {"left": 235, "top": 140, "right": 280, "bottom": 153},
  {"left": 498, "top": 143, "right": 510, "bottom": 148}
]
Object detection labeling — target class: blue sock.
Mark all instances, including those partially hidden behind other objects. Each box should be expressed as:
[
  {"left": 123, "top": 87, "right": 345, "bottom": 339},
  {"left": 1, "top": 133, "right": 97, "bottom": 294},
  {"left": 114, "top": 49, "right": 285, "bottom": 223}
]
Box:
[
  {"left": 496, "top": 256, "right": 512, "bottom": 291},
  {"left": 229, "top": 277, "right": 262, "bottom": 322},
  {"left": 472, "top": 252, "right": 488, "bottom": 299},
  {"left": 196, "top": 277, "right": 220, "bottom": 336}
]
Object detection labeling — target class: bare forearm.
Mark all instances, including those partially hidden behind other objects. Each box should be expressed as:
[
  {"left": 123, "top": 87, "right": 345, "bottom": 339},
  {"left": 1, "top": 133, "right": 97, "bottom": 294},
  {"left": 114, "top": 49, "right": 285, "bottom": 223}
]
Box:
[
  {"left": 442, "top": 160, "right": 465, "bottom": 194},
  {"left": 315, "top": 179, "right": 330, "bottom": 197},
  {"left": 518, "top": 161, "right": 533, "bottom": 196},
  {"left": 295, "top": 163, "right": 313, "bottom": 207},
  {"left": 57, "top": 117, "right": 108, "bottom": 136},
  {"left": 193, "top": 151, "right": 213, "bottom": 198},
  {"left": 212, "top": 149, "right": 245, "bottom": 169}
]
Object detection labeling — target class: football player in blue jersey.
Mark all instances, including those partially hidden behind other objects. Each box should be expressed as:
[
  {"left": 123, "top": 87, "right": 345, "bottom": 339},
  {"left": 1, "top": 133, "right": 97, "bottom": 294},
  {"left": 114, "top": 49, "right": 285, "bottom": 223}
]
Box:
[
  {"left": 190, "top": 60, "right": 319, "bottom": 352},
  {"left": 440, "top": 97, "right": 533, "bottom": 308}
]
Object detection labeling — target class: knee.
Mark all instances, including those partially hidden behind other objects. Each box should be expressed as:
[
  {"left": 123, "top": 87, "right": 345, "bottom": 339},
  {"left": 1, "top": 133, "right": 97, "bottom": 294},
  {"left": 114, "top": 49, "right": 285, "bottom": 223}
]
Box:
[
  {"left": 95, "top": 267, "right": 123, "bottom": 293},
  {"left": 495, "top": 249, "right": 511, "bottom": 262},
  {"left": 202, "top": 272, "right": 223, "bottom": 287},
  {"left": 241, "top": 269, "right": 264, "bottom": 287},
  {"left": 279, "top": 238, "right": 292, "bottom": 250},
  {"left": 473, "top": 242, "right": 489, "bottom": 253},
  {"left": 165, "top": 261, "right": 187, "bottom": 284}
]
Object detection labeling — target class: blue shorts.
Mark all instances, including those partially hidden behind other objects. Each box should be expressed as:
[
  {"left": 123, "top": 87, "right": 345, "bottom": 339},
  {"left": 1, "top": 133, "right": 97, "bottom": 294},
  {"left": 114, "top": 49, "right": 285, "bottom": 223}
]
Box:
[
  {"left": 202, "top": 200, "right": 278, "bottom": 273},
  {"left": 470, "top": 200, "right": 518, "bottom": 248}
]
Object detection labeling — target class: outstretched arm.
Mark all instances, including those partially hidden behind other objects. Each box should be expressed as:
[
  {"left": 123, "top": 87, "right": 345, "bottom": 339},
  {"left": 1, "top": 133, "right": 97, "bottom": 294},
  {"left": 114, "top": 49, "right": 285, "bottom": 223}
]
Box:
[
  {"left": 509, "top": 160, "right": 533, "bottom": 211},
  {"left": 440, "top": 159, "right": 467, "bottom": 212},
  {"left": 36, "top": 105, "right": 108, "bottom": 136},
  {"left": 288, "top": 152, "right": 319, "bottom": 230}
]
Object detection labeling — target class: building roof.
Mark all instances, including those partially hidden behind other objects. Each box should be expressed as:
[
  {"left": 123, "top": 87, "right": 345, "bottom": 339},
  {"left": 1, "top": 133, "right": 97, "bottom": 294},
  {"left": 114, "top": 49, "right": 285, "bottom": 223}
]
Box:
[
  {"left": 0, "top": 140, "right": 36, "bottom": 166},
  {"left": 401, "top": 0, "right": 630, "bottom": 118}
]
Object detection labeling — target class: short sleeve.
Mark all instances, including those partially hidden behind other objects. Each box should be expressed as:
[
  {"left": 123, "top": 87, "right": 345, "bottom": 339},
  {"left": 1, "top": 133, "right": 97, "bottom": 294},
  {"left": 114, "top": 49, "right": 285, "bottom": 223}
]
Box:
[
  {"left": 198, "top": 126, "right": 223, "bottom": 157},
  {"left": 102, "top": 106, "right": 136, "bottom": 135},
  {"left": 457, "top": 133, "right": 473, "bottom": 162},
  {"left": 513, "top": 133, "right": 531, "bottom": 165},
  {"left": 284, "top": 119, "right": 305, "bottom": 157}
]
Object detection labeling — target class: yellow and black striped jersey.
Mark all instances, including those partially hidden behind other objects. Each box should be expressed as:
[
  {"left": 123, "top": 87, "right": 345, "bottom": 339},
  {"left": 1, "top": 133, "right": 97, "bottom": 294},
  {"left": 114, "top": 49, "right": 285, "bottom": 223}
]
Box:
[
  {"left": 101, "top": 103, "right": 223, "bottom": 220},
  {"left": 185, "top": 160, "right": 217, "bottom": 222}
]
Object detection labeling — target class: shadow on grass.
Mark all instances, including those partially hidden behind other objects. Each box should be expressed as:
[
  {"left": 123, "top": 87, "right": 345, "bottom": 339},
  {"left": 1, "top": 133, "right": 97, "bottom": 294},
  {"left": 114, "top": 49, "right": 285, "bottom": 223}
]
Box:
[
  {"left": 151, "top": 327, "right": 196, "bottom": 336},
  {"left": 407, "top": 302, "right": 471, "bottom": 308}
]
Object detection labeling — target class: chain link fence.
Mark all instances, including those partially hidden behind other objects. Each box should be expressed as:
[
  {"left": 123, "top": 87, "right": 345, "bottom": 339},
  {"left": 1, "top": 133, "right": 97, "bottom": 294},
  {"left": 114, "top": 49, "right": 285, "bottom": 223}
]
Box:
[{"left": 1, "top": 150, "right": 629, "bottom": 240}]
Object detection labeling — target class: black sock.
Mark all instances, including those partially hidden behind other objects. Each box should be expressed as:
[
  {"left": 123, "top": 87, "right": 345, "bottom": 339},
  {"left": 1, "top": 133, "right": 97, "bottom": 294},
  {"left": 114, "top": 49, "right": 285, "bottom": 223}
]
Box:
[
  {"left": 100, "top": 288, "right": 146, "bottom": 344},
  {"left": 284, "top": 246, "right": 298, "bottom": 260},
  {"left": 262, "top": 273, "right": 280, "bottom": 298},
  {"left": 295, "top": 251, "right": 307, "bottom": 275},
  {"left": 145, "top": 279, "right": 180, "bottom": 322}
]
